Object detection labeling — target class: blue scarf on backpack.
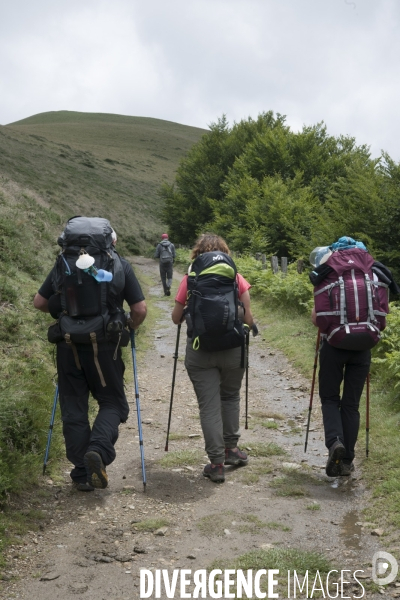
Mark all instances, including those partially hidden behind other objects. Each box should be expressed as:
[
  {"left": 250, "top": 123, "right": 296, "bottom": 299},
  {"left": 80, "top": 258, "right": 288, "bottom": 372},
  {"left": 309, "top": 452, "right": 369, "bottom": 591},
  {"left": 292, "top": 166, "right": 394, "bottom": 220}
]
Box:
[{"left": 329, "top": 236, "right": 367, "bottom": 252}]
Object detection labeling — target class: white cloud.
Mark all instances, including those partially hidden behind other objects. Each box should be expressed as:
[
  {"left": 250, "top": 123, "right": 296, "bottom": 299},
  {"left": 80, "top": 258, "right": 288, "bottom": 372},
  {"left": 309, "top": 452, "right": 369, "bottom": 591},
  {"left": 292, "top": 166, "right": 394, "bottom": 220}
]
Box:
[{"left": 1, "top": 0, "right": 400, "bottom": 159}]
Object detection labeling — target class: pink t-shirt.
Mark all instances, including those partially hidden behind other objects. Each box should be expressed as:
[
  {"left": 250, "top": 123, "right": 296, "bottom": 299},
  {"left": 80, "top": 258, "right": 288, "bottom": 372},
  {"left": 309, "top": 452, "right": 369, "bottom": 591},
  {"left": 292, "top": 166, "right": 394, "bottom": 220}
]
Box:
[{"left": 175, "top": 273, "right": 251, "bottom": 305}]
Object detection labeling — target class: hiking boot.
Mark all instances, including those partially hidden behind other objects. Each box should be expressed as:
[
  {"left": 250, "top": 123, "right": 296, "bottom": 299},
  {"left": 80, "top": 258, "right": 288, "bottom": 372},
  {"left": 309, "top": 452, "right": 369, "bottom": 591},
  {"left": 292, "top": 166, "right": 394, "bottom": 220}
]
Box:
[
  {"left": 224, "top": 447, "right": 248, "bottom": 466},
  {"left": 165, "top": 288, "right": 171, "bottom": 296},
  {"left": 340, "top": 461, "right": 355, "bottom": 476},
  {"left": 84, "top": 451, "right": 108, "bottom": 489},
  {"left": 203, "top": 463, "right": 225, "bottom": 483},
  {"left": 73, "top": 481, "right": 94, "bottom": 492},
  {"left": 326, "top": 439, "right": 346, "bottom": 477}
]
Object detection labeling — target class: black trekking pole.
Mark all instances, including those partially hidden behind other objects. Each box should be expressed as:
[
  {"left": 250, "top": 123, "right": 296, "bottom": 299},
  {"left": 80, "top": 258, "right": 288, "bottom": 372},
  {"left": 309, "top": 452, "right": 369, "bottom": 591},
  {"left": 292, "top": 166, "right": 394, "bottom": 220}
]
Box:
[
  {"left": 165, "top": 323, "right": 181, "bottom": 451},
  {"left": 130, "top": 329, "right": 146, "bottom": 491},
  {"left": 43, "top": 383, "right": 59, "bottom": 476},
  {"left": 244, "top": 324, "right": 258, "bottom": 430},
  {"left": 366, "top": 372, "right": 370, "bottom": 458},
  {"left": 304, "top": 329, "right": 321, "bottom": 453},
  {"left": 245, "top": 329, "right": 250, "bottom": 430}
]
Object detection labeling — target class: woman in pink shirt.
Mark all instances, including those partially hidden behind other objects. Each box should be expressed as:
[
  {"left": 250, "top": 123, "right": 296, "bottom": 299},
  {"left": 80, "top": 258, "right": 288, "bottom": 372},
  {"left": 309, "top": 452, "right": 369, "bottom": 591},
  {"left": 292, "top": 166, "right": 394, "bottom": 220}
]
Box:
[{"left": 172, "top": 234, "right": 255, "bottom": 484}]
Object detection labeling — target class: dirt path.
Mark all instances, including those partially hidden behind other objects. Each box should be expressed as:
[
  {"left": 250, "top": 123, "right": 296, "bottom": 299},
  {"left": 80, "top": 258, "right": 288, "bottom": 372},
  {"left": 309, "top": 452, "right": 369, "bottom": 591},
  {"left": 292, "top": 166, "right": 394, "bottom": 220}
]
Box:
[{"left": 0, "top": 258, "right": 385, "bottom": 599}]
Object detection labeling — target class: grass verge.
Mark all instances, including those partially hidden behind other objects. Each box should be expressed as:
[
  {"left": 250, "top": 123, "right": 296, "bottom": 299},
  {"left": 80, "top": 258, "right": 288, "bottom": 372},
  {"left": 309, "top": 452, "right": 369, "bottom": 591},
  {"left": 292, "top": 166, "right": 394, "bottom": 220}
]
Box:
[
  {"left": 159, "top": 449, "right": 203, "bottom": 468},
  {"left": 211, "top": 547, "right": 334, "bottom": 597},
  {"left": 269, "top": 470, "right": 323, "bottom": 498},
  {"left": 246, "top": 442, "right": 287, "bottom": 458},
  {"left": 132, "top": 518, "right": 169, "bottom": 532},
  {"left": 197, "top": 512, "right": 291, "bottom": 537}
]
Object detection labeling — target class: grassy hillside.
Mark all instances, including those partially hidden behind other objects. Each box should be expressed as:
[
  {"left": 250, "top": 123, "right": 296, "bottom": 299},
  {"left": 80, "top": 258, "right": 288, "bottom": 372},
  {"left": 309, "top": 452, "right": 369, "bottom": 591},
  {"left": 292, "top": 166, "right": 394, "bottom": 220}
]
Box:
[{"left": 2, "top": 110, "right": 206, "bottom": 252}]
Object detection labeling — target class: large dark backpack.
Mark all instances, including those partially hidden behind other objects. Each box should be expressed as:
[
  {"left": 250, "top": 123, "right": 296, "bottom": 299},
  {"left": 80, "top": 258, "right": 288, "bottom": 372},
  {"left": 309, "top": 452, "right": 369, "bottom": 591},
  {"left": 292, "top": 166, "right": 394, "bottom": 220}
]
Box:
[
  {"left": 313, "top": 248, "right": 389, "bottom": 350},
  {"left": 185, "top": 251, "right": 246, "bottom": 354},
  {"left": 52, "top": 216, "right": 125, "bottom": 346}
]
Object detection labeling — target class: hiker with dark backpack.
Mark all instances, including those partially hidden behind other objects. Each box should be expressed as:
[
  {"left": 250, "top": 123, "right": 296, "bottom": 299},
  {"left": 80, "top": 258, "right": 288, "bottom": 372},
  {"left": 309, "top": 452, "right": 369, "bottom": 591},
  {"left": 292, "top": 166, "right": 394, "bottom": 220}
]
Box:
[
  {"left": 309, "top": 236, "right": 398, "bottom": 477},
  {"left": 34, "top": 217, "right": 147, "bottom": 491},
  {"left": 171, "top": 234, "right": 256, "bottom": 483},
  {"left": 155, "top": 233, "right": 175, "bottom": 296}
]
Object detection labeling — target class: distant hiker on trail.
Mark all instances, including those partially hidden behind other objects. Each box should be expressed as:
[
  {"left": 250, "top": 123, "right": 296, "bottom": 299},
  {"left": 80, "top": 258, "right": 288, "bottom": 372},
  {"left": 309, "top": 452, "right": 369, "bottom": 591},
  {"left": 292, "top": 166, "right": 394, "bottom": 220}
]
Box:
[
  {"left": 155, "top": 233, "right": 175, "bottom": 296},
  {"left": 309, "top": 236, "right": 398, "bottom": 477},
  {"left": 171, "top": 234, "right": 255, "bottom": 483},
  {"left": 34, "top": 217, "right": 147, "bottom": 491}
]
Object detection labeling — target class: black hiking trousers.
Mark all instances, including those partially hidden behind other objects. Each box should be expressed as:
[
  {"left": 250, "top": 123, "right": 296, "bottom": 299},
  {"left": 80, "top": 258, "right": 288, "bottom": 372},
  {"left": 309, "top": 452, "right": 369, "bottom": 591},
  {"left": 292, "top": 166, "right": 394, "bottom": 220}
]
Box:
[
  {"left": 57, "top": 342, "right": 129, "bottom": 484},
  {"left": 319, "top": 340, "right": 371, "bottom": 463},
  {"left": 159, "top": 261, "right": 173, "bottom": 294}
]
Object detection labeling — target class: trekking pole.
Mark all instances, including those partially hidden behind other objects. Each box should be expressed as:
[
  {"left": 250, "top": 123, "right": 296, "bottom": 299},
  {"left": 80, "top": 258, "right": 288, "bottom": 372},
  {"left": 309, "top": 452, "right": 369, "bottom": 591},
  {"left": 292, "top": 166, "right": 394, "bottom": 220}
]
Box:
[
  {"left": 130, "top": 329, "right": 146, "bottom": 491},
  {"left": 244, "top": 324, "right": 258, "bottom": 430},
  {"left": 165, "top": 323, "right": 181, "bottom": 451},
  {"left": 245, "top": 329, "right": 250, "bottom": 430},
  {"left": 304, "top": 329, "right": 321, "bottom": 453},
  {"left": 43, "top": 383, "right": 59, "bottom": 476},
  {"left": 366, "top": 372, "right": 370, "bottom": 458}
]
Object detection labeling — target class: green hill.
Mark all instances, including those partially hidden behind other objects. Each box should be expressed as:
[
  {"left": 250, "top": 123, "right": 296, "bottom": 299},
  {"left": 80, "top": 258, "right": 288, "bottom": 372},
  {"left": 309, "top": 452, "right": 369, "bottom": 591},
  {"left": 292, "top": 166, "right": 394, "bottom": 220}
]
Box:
[{"left": 2, "top": 110, "right": 206, "bottom": 251}]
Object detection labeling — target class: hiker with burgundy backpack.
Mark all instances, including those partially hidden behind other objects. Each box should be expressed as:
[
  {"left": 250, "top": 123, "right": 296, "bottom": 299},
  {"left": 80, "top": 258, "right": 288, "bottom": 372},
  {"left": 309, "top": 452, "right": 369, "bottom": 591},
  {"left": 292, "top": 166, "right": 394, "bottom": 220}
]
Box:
[
  {"left": 34, "top": 217, "right": 147, "bottom": 491},
  {"left": 171, "top": 234, "right": 256, "bottom": 483},
  {"left": 309, "top": 236, "right": 398, "bottom": 477},
  {"left": 155, "top": 233, "right": 175, "bottom": 296}
]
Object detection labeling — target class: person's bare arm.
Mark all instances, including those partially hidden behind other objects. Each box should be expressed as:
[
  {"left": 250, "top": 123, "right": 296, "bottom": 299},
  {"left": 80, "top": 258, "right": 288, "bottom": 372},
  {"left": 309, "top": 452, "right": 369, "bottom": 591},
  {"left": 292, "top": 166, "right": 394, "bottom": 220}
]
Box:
[
  {"left": 33, "top": 293, "right": 49, "bottom": 313},
  {"left": 239, "top": 290, "right": 254, "bottom": 327},
  {"left": 172, "top": 301, "right": 185, "bottom": 325},
  {"left": 129, "top": 300, "right": 147, "bottom": 329}
]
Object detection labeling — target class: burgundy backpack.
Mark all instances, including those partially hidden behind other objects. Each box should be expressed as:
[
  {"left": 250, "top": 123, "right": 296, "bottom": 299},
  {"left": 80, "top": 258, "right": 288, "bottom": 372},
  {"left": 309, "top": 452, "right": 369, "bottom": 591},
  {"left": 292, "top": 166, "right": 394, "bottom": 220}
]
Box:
[{"left": 313, "top": 248, "right": 389, "bottom": 350}]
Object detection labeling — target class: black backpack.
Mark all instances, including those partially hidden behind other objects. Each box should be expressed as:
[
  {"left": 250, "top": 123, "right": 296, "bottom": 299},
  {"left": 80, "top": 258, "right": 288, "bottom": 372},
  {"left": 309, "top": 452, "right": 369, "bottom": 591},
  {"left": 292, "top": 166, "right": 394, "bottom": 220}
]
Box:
[
  {"left": 185, "top": 252, "right": 246, "bottom": 355},
  {"left": 49, "top": 217, "right": 127, "bottom": 386},
  {"left": 50, "top": 216, "right": 126, "bottom": 334}
]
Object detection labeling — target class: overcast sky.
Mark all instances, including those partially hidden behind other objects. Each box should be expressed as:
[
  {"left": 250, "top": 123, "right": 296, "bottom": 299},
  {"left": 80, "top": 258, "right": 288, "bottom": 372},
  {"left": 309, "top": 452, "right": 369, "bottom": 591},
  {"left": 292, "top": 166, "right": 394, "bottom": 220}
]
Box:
[{"left": 1, "top": 0, "right": 399, "bottom": 160}]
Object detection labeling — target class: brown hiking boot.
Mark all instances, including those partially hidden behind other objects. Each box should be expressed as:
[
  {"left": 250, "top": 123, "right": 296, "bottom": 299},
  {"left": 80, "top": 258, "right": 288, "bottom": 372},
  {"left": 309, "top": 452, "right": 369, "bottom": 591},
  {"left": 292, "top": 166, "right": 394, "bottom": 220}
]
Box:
[
  {"left": 340, "top": 461, "right": 355, "bottom": 476},
  {"left": 224, "top": 447, "right": 248, "bottom": 466},
  {"left": 203, "top": 463, "right": 225, "bottom": 483},
  {"left": 326, "top": 440, "right": 346, "bottom": 477},
  {"left": 84, "top": 451, "right": 108, "bottom": 489},
  {"left": 73, "top": 481, "right": 94, "bottom": 492}
]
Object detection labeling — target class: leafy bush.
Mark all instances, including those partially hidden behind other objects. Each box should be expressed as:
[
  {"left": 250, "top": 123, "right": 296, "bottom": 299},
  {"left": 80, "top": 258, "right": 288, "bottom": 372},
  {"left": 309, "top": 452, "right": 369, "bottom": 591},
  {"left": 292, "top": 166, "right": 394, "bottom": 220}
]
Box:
[
  {"left": 236, "top": 257, "right": 313, "bottom": 313},
  {"left": 174, "top": 248, "right": 191, "bottom": 270},
  {"left": 373, "top": 304, "right": 400, "bottom": 390}
]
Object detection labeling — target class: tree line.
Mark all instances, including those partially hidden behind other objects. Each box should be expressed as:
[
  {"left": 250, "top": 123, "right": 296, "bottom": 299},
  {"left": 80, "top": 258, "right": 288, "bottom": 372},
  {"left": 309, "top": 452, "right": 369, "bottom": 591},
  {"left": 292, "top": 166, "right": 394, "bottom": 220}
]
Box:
[{"left": 160, "top": 112, "right": 400, "bottom": 274}]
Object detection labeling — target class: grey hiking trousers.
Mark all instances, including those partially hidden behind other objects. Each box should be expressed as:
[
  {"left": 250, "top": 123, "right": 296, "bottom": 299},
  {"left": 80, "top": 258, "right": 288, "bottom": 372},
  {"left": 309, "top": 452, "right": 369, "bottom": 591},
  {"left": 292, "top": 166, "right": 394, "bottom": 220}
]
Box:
[{"left": 185, "top": 340, "right": 245, "bottom": 465}]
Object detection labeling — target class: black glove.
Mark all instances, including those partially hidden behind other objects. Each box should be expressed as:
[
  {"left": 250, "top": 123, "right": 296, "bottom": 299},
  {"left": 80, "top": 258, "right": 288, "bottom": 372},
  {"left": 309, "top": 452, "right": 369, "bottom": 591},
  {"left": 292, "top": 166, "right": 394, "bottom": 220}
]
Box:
[
  {"left": 125, "top": 312, "right": 135, "bottom": 330},
  {"left": 251, "top": 323, "right": 259, "bottom": 337}
]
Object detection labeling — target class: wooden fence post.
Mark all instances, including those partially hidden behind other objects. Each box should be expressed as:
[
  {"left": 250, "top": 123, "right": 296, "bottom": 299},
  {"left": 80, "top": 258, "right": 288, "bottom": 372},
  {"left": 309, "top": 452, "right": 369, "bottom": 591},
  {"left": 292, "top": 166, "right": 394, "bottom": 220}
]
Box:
[
  {"left": 281, "top": 257, "right": 288, "bottom": 275},
  {"left": 261, "top": 254, "right": 267, "bottom": 270},
  {"left": 297, "top": 259, "right": 304, "bottom": 274},
  {"left": 271, "top": 256, "right": 279, "bottom": 274}
]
